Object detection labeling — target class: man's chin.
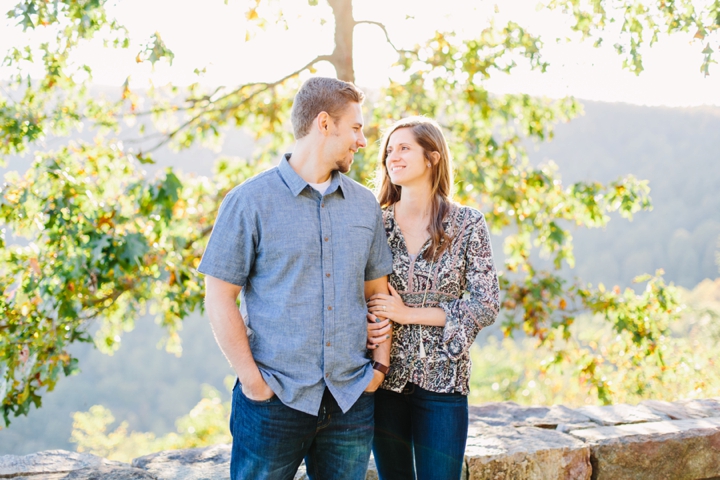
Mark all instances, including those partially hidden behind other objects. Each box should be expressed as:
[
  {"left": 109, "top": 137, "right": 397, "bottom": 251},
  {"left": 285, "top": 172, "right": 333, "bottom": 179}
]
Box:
[{"left": 335, "top": 158, "right": 353, "bottom": 174}]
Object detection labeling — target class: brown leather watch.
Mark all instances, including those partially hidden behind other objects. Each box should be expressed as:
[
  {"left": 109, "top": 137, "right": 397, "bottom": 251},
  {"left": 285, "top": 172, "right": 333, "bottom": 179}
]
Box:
[{"left": 371, "top": 361, "right": 390, "bottom": 375}]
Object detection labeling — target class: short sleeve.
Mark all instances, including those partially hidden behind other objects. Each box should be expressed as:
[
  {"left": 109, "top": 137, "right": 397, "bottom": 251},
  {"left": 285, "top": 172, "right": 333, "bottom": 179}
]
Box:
[
  {"left": 197, "top": 188, "right": 256, "bottom": 286},
  {"left": 364, "top": 203, "right": 393, "bottom": 281}
]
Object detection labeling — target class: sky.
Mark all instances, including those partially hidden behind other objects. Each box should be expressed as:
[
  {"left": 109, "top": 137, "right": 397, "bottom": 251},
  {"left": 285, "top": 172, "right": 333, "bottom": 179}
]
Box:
[{"left": 0, "top": 0, "right": 718, "bottom": 107}]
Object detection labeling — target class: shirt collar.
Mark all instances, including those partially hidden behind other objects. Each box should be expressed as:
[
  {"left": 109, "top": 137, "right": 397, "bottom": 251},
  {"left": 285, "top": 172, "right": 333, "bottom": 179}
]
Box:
[{"left": 279, "top": 153, "right": 346, "bottom": 198}]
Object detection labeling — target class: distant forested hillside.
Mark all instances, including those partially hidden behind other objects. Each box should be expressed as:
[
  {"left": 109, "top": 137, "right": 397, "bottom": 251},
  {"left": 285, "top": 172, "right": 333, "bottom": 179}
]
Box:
[
  {"left": 0, "top": 101, "right": 718, "bottom": 454},
  {"left": 529, "top": 101, "right": 720, "bottom": 288},
  {"left": 0, "top": 314, "right": 232, "bottom": 454}
]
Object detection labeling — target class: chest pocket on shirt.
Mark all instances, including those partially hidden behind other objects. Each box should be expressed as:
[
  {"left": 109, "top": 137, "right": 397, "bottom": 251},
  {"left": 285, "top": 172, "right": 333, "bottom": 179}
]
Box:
[{"left": 343, "top": 224, "right": 374, "bottom": 272}]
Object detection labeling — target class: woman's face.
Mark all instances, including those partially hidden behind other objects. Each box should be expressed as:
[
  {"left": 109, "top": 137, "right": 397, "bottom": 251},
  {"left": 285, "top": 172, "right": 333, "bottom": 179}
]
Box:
[{"left": 385, "top": 128, "right": 432, "bottom": 188}]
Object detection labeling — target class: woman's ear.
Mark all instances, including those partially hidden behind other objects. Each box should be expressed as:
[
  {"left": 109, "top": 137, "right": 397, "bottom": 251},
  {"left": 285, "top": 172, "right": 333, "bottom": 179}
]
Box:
[{"left": 430, "top": 151, "right": 441, "bottom": 165}]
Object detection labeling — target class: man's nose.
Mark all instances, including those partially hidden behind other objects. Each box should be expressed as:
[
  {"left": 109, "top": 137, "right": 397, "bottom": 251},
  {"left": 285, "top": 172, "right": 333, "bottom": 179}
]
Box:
[{"left": 357, "top": 131, "right": 367, "bottom": 149}]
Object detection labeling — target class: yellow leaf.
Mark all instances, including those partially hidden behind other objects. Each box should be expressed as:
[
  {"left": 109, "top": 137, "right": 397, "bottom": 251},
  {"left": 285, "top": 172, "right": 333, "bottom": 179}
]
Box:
[
  {"left": 29, "top": 257, "right": 41, "bottom": 275},
  {"left": 18, "top": 383, "right": 30, "bottom": 404},
  {"left": 246, "top": 8, "right": 258, "bottom": 21}
]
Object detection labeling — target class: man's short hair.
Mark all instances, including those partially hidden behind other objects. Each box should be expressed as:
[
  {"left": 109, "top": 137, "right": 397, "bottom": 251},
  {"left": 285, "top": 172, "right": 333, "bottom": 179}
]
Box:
[{"left": 291, "top": 77, "right": 365, "bottom": 139}]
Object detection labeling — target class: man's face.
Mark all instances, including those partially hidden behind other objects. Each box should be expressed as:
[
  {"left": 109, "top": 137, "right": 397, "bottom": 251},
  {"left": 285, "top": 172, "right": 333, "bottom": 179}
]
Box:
[{"left": 327, "top": 102, "right": 367, "bottom": 174}]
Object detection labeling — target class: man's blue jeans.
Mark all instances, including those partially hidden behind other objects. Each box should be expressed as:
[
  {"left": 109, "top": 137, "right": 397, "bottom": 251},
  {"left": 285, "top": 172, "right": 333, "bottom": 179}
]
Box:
[
  {"left": 372, "top": 384, "right": 468, "bottom": 480},
  {"left": 230, "top": 381, "right": 374, "bottom": 480}
]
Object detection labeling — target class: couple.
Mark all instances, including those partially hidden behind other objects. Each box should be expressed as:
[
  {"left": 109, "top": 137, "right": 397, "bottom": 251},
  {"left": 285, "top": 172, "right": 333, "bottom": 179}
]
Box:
[{"left": 198, "top": 77, "right": 500, "bottom": 480}]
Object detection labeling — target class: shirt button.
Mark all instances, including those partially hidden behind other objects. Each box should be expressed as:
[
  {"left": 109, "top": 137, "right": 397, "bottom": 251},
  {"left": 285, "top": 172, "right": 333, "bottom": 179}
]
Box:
[
  {"left": 325, "top": 373, "right": 329, "bottom": 378},
  {"left": 326, "top": 342, "right": 331, "bottom": 347},
  {"left": 321, "top": 203, "right": 325, "bottom": 208},
  {"left": 326, "top": 273, "right": 331, "bottom": 278},
  {"left": 327, "top": 306, "right": 333, "bottom": 311},
  {"left": 324, "top": 237, "right": 329, "bottom": 242}
]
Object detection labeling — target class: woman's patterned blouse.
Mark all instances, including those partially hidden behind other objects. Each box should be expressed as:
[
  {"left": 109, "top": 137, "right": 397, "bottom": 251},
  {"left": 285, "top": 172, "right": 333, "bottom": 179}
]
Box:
[{"left": 379, "top": 203, "right": 500, "bottom": 395}]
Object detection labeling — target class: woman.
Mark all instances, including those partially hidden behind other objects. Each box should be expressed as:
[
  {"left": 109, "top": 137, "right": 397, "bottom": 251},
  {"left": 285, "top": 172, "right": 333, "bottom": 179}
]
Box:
[{"left": 366, "top": 116, "right": 500, "bottom": 480}]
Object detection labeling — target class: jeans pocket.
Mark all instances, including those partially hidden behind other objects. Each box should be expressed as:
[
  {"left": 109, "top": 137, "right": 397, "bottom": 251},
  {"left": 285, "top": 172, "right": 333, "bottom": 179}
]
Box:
[
  {"left": 238, "top": 383, "right": 277, "bottom": 405},
  {"left": 243, "top": 392, "right": 277, "bottom": 405}
]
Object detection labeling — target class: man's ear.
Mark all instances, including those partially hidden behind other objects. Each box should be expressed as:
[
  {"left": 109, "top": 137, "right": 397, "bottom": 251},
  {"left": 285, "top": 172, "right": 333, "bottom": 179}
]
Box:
[{"left": 316, "top": 111, "right": 331, "bottom": 136}]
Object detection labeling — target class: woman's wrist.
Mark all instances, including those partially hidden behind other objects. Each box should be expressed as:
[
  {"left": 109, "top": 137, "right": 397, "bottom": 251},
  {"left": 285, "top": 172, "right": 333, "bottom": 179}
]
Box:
[
  {"left": 401, "top": 307, "right": 447, "bottom": 327},
  {"left": 399, "top": 305, "right": 414, "bottom": 325}
]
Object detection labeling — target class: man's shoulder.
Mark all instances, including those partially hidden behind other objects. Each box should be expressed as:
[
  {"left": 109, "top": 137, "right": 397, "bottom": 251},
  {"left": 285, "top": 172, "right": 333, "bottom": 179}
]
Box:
[
  {"left": 340, "top": 174, "right": 378, "bottom": 205},
  {"left": 224, "top": 166, "right": 281, "bottom": 201}
]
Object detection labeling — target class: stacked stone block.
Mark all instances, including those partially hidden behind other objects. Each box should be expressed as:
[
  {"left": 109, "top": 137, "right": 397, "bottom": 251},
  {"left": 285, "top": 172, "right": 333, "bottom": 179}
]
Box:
[{"left": 2, "top": 398, "right": 719, "bottom": 479}]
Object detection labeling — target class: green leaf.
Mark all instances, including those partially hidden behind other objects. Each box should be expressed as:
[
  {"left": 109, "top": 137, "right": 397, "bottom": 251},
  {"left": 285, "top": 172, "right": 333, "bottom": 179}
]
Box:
[
  {"left": 91, "top": 235, "right": 112, "bottom": 263},
  {"left": 63, "top": 357, "right": 80, "bottom": 376},
  {"left": 135, "top": 152, "right": 155, "bottom": 164},
  {"left": 118, "top": 233, "right": 149, "bottom": 268}
]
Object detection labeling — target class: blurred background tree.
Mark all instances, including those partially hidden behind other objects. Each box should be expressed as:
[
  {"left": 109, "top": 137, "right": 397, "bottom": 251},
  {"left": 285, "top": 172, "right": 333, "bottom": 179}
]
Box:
[
  {"left": 69, "top": 379, "right": 233, "bottom": 462},
  {"left": 1, "top": 0, "right": 719, "bottom": 432}
]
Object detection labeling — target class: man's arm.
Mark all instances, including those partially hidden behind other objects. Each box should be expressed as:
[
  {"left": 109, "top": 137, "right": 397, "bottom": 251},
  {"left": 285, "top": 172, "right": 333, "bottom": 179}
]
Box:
[
  {"left": 364, "top": 275, "right": 391, "bottom": 392},
  {"left": 205, "top": 275, "right": 273, "bottom": 401}
]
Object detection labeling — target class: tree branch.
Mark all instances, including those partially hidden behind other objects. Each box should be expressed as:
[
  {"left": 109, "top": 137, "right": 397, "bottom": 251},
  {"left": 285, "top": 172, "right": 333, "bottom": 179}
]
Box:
[
  {"left": 354, "top": 20, "right": 413, "bottom": 54},
  {"left": 123, "top": 85, "right": 237, "bottom": 118},
  {"left": 141, "top": 54, "right": 333, "bottom": 154}
]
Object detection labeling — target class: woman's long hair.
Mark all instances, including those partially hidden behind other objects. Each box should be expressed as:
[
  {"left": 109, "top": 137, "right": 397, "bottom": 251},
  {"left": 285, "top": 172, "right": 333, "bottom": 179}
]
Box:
[{"left": 376, "top": 116, "right": 454, "bottom": 262}]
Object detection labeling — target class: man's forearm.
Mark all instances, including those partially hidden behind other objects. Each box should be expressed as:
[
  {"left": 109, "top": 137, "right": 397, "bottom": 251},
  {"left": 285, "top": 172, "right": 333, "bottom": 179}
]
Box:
[
  {"left": 365, "top": 276, "right": 391, "bottom": 367},
  {"left": 205, "top": 278, "right": 267, "bottom": 394},
  {"left": 371, "top": 319, "right": 391, "bottom": 366}
]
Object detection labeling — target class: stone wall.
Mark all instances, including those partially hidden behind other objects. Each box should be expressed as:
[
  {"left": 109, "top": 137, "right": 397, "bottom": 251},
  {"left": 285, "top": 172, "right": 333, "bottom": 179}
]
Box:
[{"left": 2, "top": 398, "right": 719, "bottom": 480}]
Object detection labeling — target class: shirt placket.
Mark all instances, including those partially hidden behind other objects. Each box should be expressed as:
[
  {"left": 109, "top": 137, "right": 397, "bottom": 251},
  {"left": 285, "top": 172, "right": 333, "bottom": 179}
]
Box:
[
  {"left": 391, "top": 212, "right": 433, "bottom": 386},
  {"left": 319, "top": 192, "right": 335, "bottom": 382}
]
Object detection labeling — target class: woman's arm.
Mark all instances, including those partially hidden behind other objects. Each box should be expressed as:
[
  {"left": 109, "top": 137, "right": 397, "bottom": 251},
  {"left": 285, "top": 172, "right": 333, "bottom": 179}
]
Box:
[
  {"left": 435, "top": 213, "right": 500, "bottom": 360},
  {"left": 367, "top": 284, "right": 447, "bottom": 326},
  {"left": 369, "top": 211, "right": 500, "bottom": 358},
  {"left": 367, "top": 314, "right": 392, "bottom": 348}
]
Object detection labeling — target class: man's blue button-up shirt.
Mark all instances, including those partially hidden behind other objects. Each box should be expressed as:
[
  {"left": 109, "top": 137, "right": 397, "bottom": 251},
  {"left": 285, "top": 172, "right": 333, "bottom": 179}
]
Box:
[{"left": 198, "top": 154, "right": 393, "bottom": 415}]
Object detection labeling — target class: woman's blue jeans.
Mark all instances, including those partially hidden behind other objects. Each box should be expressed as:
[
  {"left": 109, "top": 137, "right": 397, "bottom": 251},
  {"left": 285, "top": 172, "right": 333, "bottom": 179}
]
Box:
[
  {"left": 372, "top": 383, "right": 468, "bottom": 480},
  {"left": 229, "top": 381, "right": 374, "bottom": 480}
]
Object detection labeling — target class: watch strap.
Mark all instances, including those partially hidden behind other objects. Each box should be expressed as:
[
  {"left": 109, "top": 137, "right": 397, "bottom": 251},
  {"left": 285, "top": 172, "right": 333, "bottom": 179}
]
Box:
[{"left": 371, "top": 361, "right": 390, "bottom": 375}]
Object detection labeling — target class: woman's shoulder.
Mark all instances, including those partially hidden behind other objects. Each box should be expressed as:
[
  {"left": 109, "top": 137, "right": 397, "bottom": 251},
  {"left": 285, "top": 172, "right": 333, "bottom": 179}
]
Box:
[
  {"left": 447, "top": 203, "right": 486, "bottom": 227},
  {"left": 381, "top": 203, "right": 395, "bottom": 220}
]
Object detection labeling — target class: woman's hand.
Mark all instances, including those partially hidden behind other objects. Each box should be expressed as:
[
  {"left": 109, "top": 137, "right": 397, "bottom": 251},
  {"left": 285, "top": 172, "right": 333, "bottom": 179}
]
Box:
[
  {"left": 366, "top": 313, "right": 392, "bottom": 349},
  {"left": 367, "top": 284, "right": 412, "bottom": 325}
]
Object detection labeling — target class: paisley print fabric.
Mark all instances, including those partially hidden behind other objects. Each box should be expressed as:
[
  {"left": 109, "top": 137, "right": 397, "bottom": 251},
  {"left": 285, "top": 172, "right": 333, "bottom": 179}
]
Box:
[{"left": 379, "top": 203, "right": 501, "bottom": 395}]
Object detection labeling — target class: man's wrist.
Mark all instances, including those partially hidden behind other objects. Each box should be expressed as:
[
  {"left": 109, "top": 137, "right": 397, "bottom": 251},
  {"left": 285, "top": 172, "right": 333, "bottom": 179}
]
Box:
[
  {"left": 371, "top": 360, "right": 390, "bottom": 375},
  {"left": 237, "top": 368, "right": 265, "bottom": 389}
]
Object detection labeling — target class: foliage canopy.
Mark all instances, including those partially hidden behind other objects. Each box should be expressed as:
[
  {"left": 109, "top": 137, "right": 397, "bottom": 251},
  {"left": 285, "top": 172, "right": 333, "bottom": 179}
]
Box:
[{"left": 2, "top": 0, "right": 717, "bottom": 425}]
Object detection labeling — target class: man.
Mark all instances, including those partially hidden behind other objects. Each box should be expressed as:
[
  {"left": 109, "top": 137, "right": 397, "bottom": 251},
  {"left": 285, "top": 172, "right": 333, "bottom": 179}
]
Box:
[{"left": 198, "top": 77, "right": 393, "bottom": 480}]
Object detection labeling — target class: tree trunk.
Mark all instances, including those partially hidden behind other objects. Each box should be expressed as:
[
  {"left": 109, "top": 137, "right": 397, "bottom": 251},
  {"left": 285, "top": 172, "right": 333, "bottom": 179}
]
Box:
[{"left": 327, "top": 0, "right": 355, "bottom": 83}]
